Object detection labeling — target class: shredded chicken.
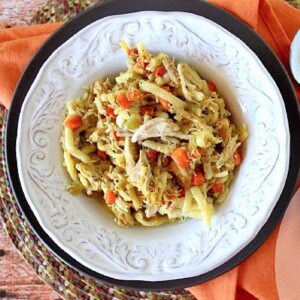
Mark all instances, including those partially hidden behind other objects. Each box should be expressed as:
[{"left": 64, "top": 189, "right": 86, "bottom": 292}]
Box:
[
  {"left": 124, "top": 136, "right": 137, "bottom": 182},
  {"left": 163, "top": 56, "right": 180, "bottom": 86},
  {"left": 131, "top": 118, "right": 180, "bottom": 143}
]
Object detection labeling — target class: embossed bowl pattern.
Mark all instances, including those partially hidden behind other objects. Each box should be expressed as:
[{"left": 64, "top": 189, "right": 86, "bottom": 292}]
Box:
[{"left": 16, "top": 12, "right": 289, "bottom": 281}]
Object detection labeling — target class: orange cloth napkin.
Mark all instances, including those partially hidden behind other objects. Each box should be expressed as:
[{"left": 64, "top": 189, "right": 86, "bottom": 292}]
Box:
[
  {"left": 0, "top": 23, "right": 62, "bottom": 108},
  {"left": 0, "top": 0, "right": 299, "bottom": 299}
]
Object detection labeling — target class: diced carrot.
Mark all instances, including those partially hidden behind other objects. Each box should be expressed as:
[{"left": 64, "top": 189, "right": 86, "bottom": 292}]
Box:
[
  {"left": 64, "top": 115, "right": 83, "bottom": 130},
  {"left": 147, "top": 149, "right": 158, "bottom": 162},
  {"left": 157, "top": 86, "right": 172, "bottom": 110},
  {"left": 233, "top": 149, "right": 242, "bottom": 165},
  {"left": 210, "top": 183, "right": 224, "bottom": 194},
  {"left": 154, "top": 66, "right": 167, "bottom": 77},
  {"left": 126, "top": 89, "right": 142, "bottom": 101},
  {"left": 171, "top": 147, "right": 190, "bottom": 168},
  {"left": 140, "top": 105, "right": 155, "bottom": 116},
  {"left": 192, "top": 171, "right": 205, "bottom": 186},
  {"left": 128, "top": 48, "right": 138, "bottom": 55},
  {"left": 116, "top": 94, "right": 131, "bottom": 109},
  {"left": 105, "top": 107, "right": 116, "bottom": 119},
  {"left": 97, "top": 150, "right": 108, "bottom": 160},
  {"left": 158, "top": 98, "right": 171, "bottom": 110},
  {"left": 207, "top": 81, "right": 217, "bottom": 92},
  {"left": 191, "top": 148, "right": 201, "bottom": 158},
  {"left": 111, "top": 130, "right": 120, "bottom": 141},
  {"left": 104, "top": 190, "right": 116, "bottom": 205}
]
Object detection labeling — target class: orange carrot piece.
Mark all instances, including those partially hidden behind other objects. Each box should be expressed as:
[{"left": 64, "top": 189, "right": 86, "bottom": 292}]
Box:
[
  {"left": 105, "top": 107, "right": 116, "bottom": 119},
  {"left": 104, "top": 190, "right": 116, "bottom": 205},
  {"left": 155, "top": 66, "right": 167, "bottom": 77},
  {"left": 158, "top": 98, "right": 171, "bottom": 110},
  {"left": 192, "top": 171, "right": 205, "bottom": 186},
  {"left": 233, "top": 149, "right": 242, "bottom": 165},
  {"left": 126, "top": 89, "right": 142, "bottom": 101},
  {"left": 158, "top": 85, "right": 172, "bottom": 110},
  {"left": 128, "top": 48, "right": 138, "bottom": 55},
  {"left": 210, "top": 183, "right": 224, "bottom": 194},
  {"left": 207, "top": 81, "right": 217, "bottom": 92},
  {"left": 171, "top": 148, "right": 190, "bottom": 168},
  {"left": 116, "top": 94, "right": 131, "bottom": 109},
  {"left": 64, "top": 115, "right": 83, "bottom": 130}
]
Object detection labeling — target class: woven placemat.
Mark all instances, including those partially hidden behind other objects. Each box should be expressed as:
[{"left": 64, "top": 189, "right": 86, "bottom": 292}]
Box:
[
  {"left": 31, "top": 0, "right": 300, "bottom": 24},
  {"left": 32, "top": 0, "right": 101, "bottom": 24}
]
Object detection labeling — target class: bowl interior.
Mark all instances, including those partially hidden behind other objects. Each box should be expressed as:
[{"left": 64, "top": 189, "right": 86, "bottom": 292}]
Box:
[{"left": 57, "top": 48, "right": 247, "bottom": 235}]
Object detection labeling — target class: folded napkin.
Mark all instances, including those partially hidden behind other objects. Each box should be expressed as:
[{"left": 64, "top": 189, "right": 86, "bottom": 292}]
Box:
[
  {"left": 0, "top": 0, "right": 299, "bottom": 299},
  {"left": 0, "top": 23, "right": 61, "bottom": 108}
]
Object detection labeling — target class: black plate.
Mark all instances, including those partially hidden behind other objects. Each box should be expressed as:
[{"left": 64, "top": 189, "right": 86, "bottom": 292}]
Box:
[{"left": 5, "top": 0, "right": 300, "bottom": 291}]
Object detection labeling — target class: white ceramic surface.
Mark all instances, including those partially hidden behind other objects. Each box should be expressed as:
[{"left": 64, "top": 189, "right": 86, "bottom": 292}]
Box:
[
  {"left": 16, "top": 12, "right": 289, "bottom": 281},
  {"left": 290, "top": 29, "right": 300, "bottom": 84}
]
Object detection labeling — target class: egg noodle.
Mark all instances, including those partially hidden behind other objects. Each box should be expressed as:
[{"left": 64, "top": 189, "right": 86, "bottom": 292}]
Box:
[{"left": 61, "top": 41, "right": 248, "bottom": 228}]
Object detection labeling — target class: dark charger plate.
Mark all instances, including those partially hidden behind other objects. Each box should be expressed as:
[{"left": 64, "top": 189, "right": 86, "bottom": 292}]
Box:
[{"left": 5, "top": 0, "right": 300, "bottom": 291}]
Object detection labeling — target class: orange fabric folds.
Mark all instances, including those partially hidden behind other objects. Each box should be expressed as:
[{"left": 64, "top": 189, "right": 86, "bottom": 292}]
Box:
[{"left": 0, "top": 23, "right": 61, "bottom": 108}]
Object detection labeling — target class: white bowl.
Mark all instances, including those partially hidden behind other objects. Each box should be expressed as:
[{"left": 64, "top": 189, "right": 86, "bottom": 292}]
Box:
[
  {"left": 16, "top": 11, "right": 289, "bottom": 281},
  {"left": 290, "top": 29, "right": 300, "bottom": 84}
]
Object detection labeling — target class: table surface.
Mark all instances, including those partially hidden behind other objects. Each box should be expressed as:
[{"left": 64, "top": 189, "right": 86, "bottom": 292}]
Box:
[
  {"left": 0, "top": 226, "right": 59, "bottom": 299},
  {"left": 0, "top": 0, "right": 47, "bottom": 27}
]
